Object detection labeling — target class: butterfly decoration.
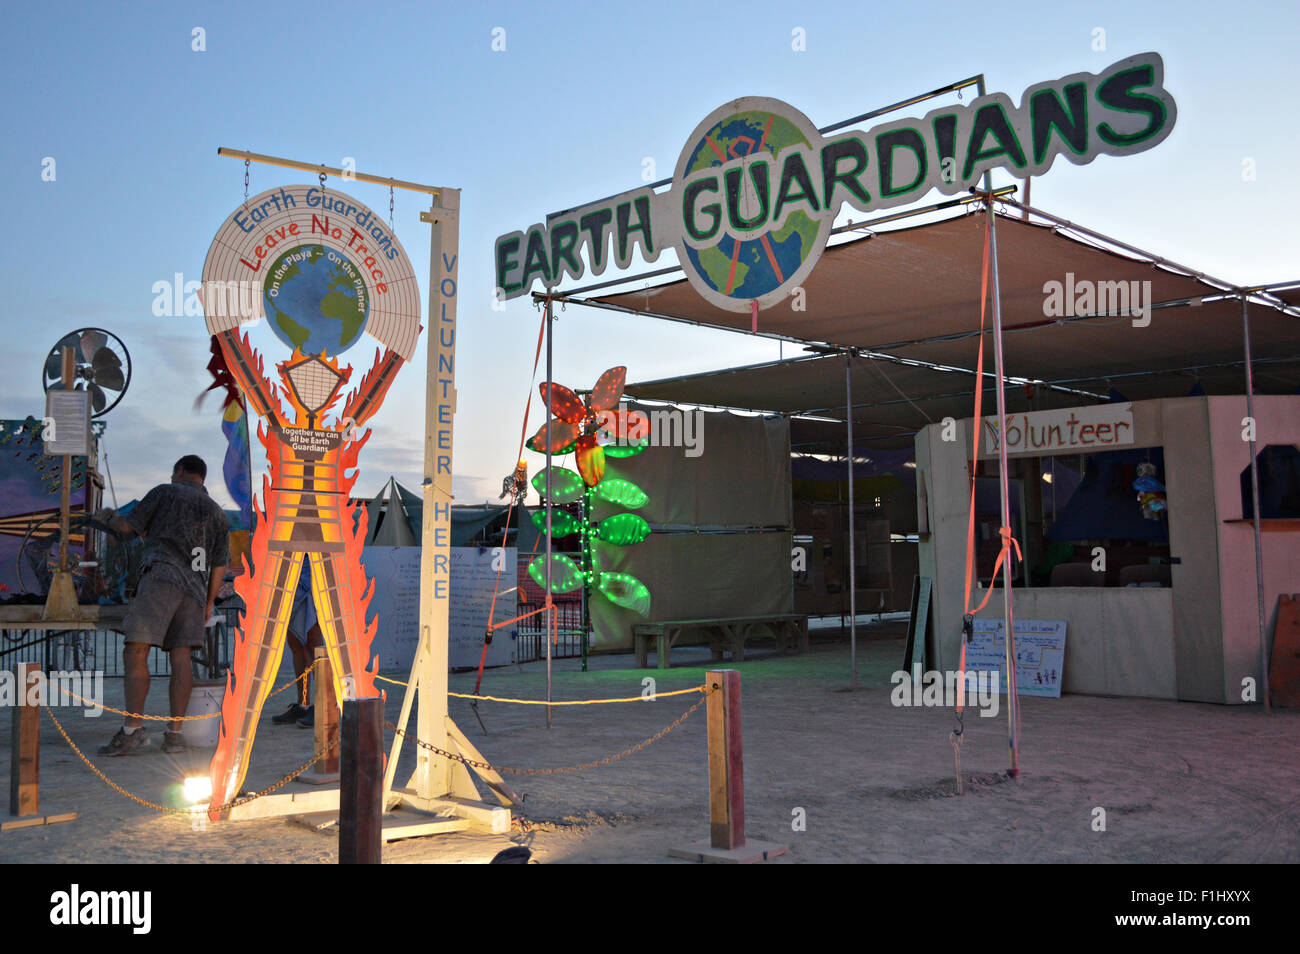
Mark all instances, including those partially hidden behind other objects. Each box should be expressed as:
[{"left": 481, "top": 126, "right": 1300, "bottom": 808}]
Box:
[
  {"left": 526, "top": 366, "right": 647, "bottom": 487},
  {"left": 525, "top": 366, "right": 653, "bottom": 616}
]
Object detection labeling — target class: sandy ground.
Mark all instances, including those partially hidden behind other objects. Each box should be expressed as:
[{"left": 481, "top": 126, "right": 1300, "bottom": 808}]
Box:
[{"left": 3, "top": 621, "right": 1298, "bottom": 864}]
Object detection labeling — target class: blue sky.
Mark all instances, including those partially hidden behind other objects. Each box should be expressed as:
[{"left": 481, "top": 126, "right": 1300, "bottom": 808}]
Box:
[{"left": 2, "top": 0, "right": 1296, "bottom": 510}]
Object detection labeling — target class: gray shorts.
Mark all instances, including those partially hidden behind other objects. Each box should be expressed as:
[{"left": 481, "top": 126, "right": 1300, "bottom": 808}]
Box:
[{"left": 123, "top": 571, "right": 205, "bottom": 650}]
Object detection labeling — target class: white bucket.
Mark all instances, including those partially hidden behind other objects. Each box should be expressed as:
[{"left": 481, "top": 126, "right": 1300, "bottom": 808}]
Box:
[{"left": 183, "top": 682, "right": 225, "bottom": 749}]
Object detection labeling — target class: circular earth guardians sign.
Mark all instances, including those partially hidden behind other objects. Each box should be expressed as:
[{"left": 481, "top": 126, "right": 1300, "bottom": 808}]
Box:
[
  {"left": 672, "top": 97, "right": 832, "bottom": 313},
  {"left": 201, "top": 184, "right": 421, "bottom": 360}
]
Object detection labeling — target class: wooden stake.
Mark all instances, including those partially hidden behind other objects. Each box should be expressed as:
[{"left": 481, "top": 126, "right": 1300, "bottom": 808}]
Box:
[
  {"left": 313, "top": 647, "right": 338, "bottom": 777},
  {"left": 9, "top": 664, "right": 40, "bottom": 818},
  {"left": 339, "top": 696, "right": 382, "bottom": 864},
  {"left": 707, "top": 669, "right": 744, "bottom": 850},
  {"left": 668, "top": 669, "right": 786, "bottom": 863}
]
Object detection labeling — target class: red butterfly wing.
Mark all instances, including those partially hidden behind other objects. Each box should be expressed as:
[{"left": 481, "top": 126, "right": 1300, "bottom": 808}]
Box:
[
  {"left": 588, "top": 367, "right": 627, "bottom": 413},
  {"left": 527, "top": 419, "right": 580, "bottom": 454},
  {"left": 594, "top": 408, "right": 634, "bottom": 440},
  {"left": 539, "top": 382, "right": 586, "bottom": 424}
]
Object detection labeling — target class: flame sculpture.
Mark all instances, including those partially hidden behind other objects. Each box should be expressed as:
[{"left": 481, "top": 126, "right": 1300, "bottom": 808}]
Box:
[{"left": 207, "top": 334, "right": 403, "bottom": 819}]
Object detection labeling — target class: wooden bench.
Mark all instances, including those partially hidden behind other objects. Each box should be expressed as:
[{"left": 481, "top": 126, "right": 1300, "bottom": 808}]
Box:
[{"left": 632, "top": 614, "right": 809, "bottom": 670}]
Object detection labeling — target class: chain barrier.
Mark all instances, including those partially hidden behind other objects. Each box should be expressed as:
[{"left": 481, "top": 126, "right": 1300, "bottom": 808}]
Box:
[
  {"left": 386, "top": 688, "right": 712, "bottom": 776},
  {"left": 57, "top": 660, "right": 318, "bottom": 722},
  {"left": 374, "top": 673, "right": 707, "bottom": 707},
  {"left": 41, "top": 705, "right": 337, "bottom": 817}
]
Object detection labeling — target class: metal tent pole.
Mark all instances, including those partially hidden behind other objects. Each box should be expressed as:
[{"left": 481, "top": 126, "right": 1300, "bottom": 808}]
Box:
[
  {"left": 846, "top": 351, "right": 857, "bottom": 689},
  {"left": 1241, "top": 296, "right": 1270, "bottom": 713},
  {"left": 544, "top": 295, "right": 554, "bottom": 729},
  {"left": 978, "top": 79, "right": 1019, "bottom": 777}
]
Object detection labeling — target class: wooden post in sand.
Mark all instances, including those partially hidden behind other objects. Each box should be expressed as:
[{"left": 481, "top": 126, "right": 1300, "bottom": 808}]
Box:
[
  {"left": 668, "top": 670, "right": 787, "bottom": 863},
  {"left": 708, "top": 669, "right": 745, "bottom": 850},
  {"left": 305, "top": 648, "right": 339, "bottom": 782},
  {"left": 339, "top": 696, "right": 382, "bottom": 864},
  {"left": 9, "top": 663, "right": 40, "bottom": 818},
  {"left": 3, "top": 663, "right": 76, "bottom": 833}
]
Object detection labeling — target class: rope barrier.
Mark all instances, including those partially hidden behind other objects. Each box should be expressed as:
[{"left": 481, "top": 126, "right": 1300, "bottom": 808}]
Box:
[
  {"left": 57, "top": 660, "right": 317, "bottom": 722},
  {"left": 385, "top": 688, "right": 711, "bottom": 776},
  {"left": 374, "top": 674, "right": 707, "bottom": 706},
  {"left": 41, "top": 705, "right": 337, "bottom": 816}
]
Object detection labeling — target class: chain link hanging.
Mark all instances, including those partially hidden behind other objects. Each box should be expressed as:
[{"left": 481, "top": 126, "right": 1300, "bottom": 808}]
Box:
[
  {"left": 243, "top": 158, "right": 250, "bottom": 200},
  {"left": 389, "top": 183, "right": 395, "bottom": 231}
]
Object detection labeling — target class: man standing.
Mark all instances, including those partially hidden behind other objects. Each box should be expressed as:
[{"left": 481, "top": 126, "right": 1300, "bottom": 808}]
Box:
[{"left": 96, "top": 455, "right": 229, "bottom": 755}]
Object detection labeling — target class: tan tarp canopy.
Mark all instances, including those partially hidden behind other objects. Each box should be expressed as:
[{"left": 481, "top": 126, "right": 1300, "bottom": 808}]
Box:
[{"left": 590, "top": 208, "right": 1298, "bottom": 442}]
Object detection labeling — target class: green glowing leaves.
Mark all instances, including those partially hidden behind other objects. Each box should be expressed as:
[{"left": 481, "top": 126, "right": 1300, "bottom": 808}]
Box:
[
  {"left": 594, "top": 477, "right": 648, "bottom": 509},
  {"left": 527, "top": 554, "right": 583, "bottom": 594},
  {"left": 598, "top": 572, "right": 651, "bottom": 616},
  {"left": 595, "top": 513, "right": 651, "bottom": 546},
  {"left": 602, "top": 440, "right": 647, "bottom": 458},
  {"left": 531, "top": 466, "right": 583, "bottom": 504},
  {"left": 530, "top": 509, "right": 580, "bottom": 537},
  {"left": 523, "top": 368, "right": 653, "bottom": 613}
]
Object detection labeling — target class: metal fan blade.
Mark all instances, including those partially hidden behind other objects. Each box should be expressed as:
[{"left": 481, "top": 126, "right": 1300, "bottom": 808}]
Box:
[
  {"left": 90, "top": 383, "right": 107, "bottom": 413},
  {"left": 79, "top": 329, "right": 107, "bottom": 364},
  {"left": 46, "top": 333, "right": 82, "bottom": 383},
  {"left": 91, "top": 349, "right": 125, "bottom": 390},
  {"left": 44, "top": 350, "right": 64, "bottom": 382}
]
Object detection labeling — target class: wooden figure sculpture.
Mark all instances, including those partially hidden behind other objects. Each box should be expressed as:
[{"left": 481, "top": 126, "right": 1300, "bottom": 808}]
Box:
[{"left": 199, "top": 183, "right": 422, "bottom": 816}]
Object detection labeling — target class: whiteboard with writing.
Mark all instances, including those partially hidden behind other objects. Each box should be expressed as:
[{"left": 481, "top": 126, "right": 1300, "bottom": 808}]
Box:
[
  {"left": 361, "top": 547, "right": 517, "bottom": 673},
  {"left": 967, "top": 618, "right": 1067, "bottom": 698}
]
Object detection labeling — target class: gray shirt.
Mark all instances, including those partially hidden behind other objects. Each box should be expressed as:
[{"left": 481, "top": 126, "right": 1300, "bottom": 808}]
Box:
[{"left": 127, "top": 481, "right": 230, "bottom": 608}]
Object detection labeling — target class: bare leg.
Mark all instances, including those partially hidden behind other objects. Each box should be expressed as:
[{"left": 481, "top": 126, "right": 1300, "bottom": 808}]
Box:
[
  {"left": 168, "top": 646, "right": 193, "bottom": 735},
  {"left": 123, "top": 642, "right": 151, "bottom": 730}
]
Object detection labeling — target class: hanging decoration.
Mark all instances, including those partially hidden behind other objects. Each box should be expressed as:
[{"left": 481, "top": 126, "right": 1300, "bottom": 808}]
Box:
[{"left": 1134, "top": 461, "right": 1167, "bottom": 520}]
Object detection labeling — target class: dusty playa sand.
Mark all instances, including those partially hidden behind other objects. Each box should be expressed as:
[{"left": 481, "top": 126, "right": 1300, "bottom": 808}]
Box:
[{"left": 3, "top": 622, "right": 1298, "bottom": 864}]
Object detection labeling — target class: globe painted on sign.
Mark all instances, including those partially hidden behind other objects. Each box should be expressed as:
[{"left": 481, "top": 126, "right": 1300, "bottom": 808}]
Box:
[
  {"left": 262, "top": 244, "right": 370, "bottom": 356},
  {"left": 680, "top": 109, "right": 821, "bottom": 302}
]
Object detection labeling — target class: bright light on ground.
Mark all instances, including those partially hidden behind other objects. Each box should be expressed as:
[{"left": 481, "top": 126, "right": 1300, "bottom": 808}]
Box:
[{"left": 183, "top": 776, "right": 213, "bottom": 805}]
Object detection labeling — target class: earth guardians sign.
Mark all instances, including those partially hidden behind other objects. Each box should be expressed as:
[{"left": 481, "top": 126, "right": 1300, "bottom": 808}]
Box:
[{"left": 495, "top": 52, "right": 1176, "bottom": 313}]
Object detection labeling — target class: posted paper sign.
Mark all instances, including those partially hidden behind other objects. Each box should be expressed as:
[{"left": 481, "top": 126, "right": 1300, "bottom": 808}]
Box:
[
  {"left": 967, "top": 618, "right": 1067, "bottom": 698},
  {"left": 980, "top": 404, "right": 1134, "bottom": 458},
  {"left": 362, "top": 547, "right": 517, "bottom": 673}
]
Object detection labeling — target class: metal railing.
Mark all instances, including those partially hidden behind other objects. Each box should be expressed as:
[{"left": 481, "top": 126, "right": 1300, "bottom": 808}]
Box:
[
  {"left": 0, "top": 601, "right": 241, "bottom": 678},
  {"left": 514, "top": 600, "right": 588, "bottom": 664}
]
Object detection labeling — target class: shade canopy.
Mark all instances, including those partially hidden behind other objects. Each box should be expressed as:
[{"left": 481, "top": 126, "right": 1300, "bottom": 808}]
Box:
[{"left": 599, "top": 207, "right": 1299, "bottom": 449}]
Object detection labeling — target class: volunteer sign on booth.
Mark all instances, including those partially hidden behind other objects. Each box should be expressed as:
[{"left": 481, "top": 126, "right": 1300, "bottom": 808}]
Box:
[
  {"left": 980, "top": 404, "right": 1136, "bottom": 458},
  {"left": 495, "top": 52, "right": 1176, "bottom": 313}
]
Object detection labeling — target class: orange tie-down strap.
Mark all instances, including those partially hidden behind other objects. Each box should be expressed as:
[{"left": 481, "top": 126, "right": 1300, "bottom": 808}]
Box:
[{"left": 957, "top": 209, "right": 1023, "bottom": 710}]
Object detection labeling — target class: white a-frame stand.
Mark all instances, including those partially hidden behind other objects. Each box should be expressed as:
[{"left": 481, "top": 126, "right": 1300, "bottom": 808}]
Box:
[{"left": 381, "top": 186, "right": 518, "bottom": 838}]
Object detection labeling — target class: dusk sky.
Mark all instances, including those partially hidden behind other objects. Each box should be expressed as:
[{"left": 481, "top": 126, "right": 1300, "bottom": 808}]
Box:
[{"left": 3, "top": 0, "right": 1296, "bottom": 512}]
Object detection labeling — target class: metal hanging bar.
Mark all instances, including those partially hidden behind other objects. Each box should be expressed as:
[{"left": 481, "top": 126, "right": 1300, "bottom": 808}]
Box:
[{"left": 217, "top": 147, "right": 439, "bottom": 196}]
